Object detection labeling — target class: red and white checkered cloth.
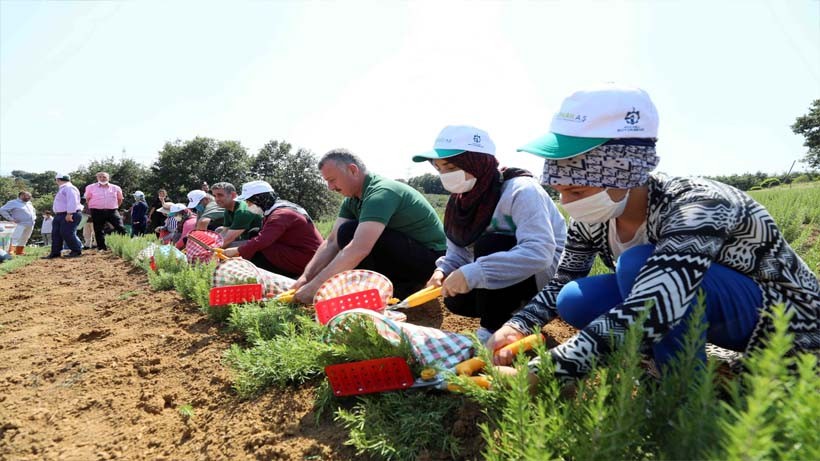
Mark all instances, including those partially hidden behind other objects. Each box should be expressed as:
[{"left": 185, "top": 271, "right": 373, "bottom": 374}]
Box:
[
  {"left": 212, "top": 258, "right": 295, "bottom": 296},
  {"left": 325, "top": 308, "right": 474, "bottom": 370},
  {"left": 185, "top": 230, "right": 224, "bottom": 264},
  {"left": 313, "top": 270, "right": 393, "bottom": 305}
]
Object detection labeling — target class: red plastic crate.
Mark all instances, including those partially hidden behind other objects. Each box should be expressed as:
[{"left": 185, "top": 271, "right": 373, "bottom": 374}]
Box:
[
  {"left": 314, "top": 289, "right": 384, "bottom": 325},
  {"left": 209, "top": 284, "right": 263, "bottom": 307},
  {"left": 325, "top": 357, "right": 415, "bottom": 396}
]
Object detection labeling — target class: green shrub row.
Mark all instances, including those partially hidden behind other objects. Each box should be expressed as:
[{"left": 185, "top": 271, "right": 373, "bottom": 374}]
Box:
[{"left": 105, "top": 232, "right": 819, "bottom": 460}]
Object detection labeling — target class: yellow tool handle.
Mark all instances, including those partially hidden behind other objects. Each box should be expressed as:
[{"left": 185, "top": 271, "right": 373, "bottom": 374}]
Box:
[
  {"left": 496, "top": 334, "right": 542, "bottom": 356},
  {"left": 454, "top": 334, "right": 543, "bottom": 376},
  {"left": 446, "top": 375, "right": 492, "bottom": 392},
  {"left": 275, "top": 289, "right": 296, "bottom": 303},
  {"left": 455, "top": 357, "right": 486, "bottom": 376},
  {"left": 402, "top": 285, "right": 442, "bottom": 308},
  {"left": 213, "top": 248, "right": 228, "bottom": 261}
]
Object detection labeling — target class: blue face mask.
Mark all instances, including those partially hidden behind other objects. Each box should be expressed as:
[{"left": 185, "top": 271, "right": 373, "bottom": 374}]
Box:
[{"left": 195, "top": 203, "right": 205, "bottom": 214}]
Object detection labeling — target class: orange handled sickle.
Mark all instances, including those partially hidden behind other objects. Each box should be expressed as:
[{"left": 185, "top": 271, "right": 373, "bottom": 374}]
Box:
[
  {"left": 186, "top": 233, "right": 229, "bottom": 261},
  {"left": 446, "top": 375, "right": 492, "bottom": 392},
  {"left": 455, "top": 334, "right": 543, "bottom": 376}
]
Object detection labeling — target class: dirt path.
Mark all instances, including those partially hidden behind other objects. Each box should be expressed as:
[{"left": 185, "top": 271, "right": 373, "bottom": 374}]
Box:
[
  {"left": 0, "top": 253, "right": 576, "bottom": 460},
  {"left": 0, "top": 253, "right": 355, "bottom": 460}
]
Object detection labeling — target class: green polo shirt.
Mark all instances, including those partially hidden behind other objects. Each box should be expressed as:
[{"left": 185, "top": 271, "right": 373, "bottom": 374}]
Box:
[
  {"left": 197, "top": 201, "right": 224, "bottom": 226},
  {"left": 339, "top": 173, "right": 446, "bottom": 251},
  {"left": 223, "top": 200, "right": 262, "bottom": 238}
]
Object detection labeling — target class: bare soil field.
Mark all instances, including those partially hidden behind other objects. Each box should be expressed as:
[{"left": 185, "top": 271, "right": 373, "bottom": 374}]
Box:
[{"left": 0, "top": 252, "right": 575, "bottom": 460}]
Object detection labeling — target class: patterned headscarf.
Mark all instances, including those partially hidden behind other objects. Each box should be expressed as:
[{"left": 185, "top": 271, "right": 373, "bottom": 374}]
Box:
[{"left": 542, "top": 139, "right": 659, "bottom": 189}]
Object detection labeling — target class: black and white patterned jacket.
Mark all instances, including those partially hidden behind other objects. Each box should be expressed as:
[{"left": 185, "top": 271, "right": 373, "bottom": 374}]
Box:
[{"left": 508, "top": 174, "right": 820, "bottom": 380}]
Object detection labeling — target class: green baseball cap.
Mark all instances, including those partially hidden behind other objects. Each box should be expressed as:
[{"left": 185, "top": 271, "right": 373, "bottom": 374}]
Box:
[
  {"left": 412, "top": 149, "right": 466, "bottom": 162},
  {"left": 517, "top": 132, "right": 609, "bottom": 160}
]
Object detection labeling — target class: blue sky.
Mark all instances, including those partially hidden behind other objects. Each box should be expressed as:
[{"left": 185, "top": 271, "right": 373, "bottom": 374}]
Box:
[{"left": 1, "top": 0, "right": 818, "bottom": 181}]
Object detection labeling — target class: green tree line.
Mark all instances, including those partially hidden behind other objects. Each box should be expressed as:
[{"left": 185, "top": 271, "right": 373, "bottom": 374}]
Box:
[{"left": 1, "top": 137, "right": 341, "bottom": 221}]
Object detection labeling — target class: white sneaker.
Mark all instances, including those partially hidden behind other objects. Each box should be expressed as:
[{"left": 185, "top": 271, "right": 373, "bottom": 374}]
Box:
[{"left": 476, "top": 327, "right": 493, "bottom": 345}]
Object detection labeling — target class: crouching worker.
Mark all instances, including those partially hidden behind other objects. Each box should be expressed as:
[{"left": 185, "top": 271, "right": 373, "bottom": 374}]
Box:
[
  {"left": 488, "top": 83, "right": 820, "bottom": 383},
  {"left": 169, "top": 204, "right": 197, "bottom": 249},
  {"left": 222, "top": 181, "right": 323, "bottom": 278},
  {"left": 187, "top": 190, "right": 224, "bottom": 231},
  {"left": 211, "top": 182, "right": 262, "bottom": 248},
  {"left": 412, "top": 125, "right": 567, "bottom": 344},
  {"left": 293, "top": 149, "right": 447, "bottom": 303}
]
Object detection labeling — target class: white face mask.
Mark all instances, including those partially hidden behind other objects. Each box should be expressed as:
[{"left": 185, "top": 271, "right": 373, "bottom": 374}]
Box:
[
  {"left": 439, "top": 170, "right": 477, "bottom": 194},
  {"left": 247, "top": 203, "right": 264, "bottom": 216},
  {"left": 98, "top": 180, "right": 109, "bottom": 185},
  {"left": 562, "top": 189, "right": 630, "bottom": 224}
]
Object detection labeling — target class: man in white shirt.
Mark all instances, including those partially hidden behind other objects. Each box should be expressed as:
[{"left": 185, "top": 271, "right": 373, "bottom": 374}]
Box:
[{"left": 0, "top": 191, "right": 36, "bottom": 255}]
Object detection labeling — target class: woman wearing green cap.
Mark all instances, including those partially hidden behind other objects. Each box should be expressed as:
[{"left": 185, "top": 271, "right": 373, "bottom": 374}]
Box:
[
  {"left": 488, "top": 83, "right": 820, "bottom": 382},
  {"left": 413, "top": 125, "right": 567, "bottom": 343}
]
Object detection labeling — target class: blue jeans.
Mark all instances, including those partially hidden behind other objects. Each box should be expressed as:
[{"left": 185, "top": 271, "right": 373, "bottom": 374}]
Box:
[
  {"left": 556, "top": 245, "right": 761, "bottom": 368},
  {"left": 50, "top": 212, "right": 83, "bottom": 256}
]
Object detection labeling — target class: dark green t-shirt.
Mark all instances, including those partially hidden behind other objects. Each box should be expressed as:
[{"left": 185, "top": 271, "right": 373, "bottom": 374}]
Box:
[
  {"left": 197, "top": 201, "right": 224, "bottom": 227},
  {"left": 339, "top": 173, "right": 446, "bottom": 251},
  {"left": 223, "top": 200, "right": 263, "bottom": 238}
]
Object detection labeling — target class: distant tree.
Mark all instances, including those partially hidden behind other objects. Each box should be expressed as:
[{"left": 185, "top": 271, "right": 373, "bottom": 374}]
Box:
[
  {"left": 407, "top": 173, "right": 446, "bottom": 195},
  {"left": 9, "top": 170, "right": 55, "bottom": 198},
  {"left": 146, "top": 137, "right": 252, "bottom": 201},
  {"left": 251, "top": 140, "right": 340, "bottom": 220},
  {"left": 791, "top": 99, "right": 820, "bottom": 169},
  {"left": 0, "top": 176, "right": 26, "bottom": 202}
]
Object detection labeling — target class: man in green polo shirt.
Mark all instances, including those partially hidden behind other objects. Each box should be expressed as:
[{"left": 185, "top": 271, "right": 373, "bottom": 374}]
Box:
[
  {"left": 211, "top": 182, "right": 262, "bottom": 248},
  {"left": 293, "top": 149, "right": 447, "bottom": 303}
]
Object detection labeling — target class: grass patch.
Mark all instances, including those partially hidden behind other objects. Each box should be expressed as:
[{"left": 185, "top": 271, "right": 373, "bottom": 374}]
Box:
[
  {"left": 117, "top": 290, "right": 142, "bottom": 300},
  {"left": 223, "top": 323, "right": 329, "bottom": 398},
  {"left": 0, "top": 246, "right": 47, "bottom": 276},
  {"left": 173, "top": 260, "right": 217, "bottom": 317},
  {"left": 178, "top": 403, "right": 195, "bottom": 420},
  {"left": 480, "top": 302, "right": 820, "bottom": 461},
  {"left": 335, "top": 392, "right": 463, "bottom": 461},
  {"left": 227, "top": 299, "right": 305, "bottom": 343}
]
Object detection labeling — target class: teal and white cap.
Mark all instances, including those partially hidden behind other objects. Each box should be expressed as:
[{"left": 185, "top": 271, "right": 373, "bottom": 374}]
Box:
[
  {"left": 169, "top": 203, "right": 188, "bottom": 215},
  {"left": 412, "top": 125, "right": 495, "bottom": 162},
  {"left": 518, "top": 83, "right": 659, "bottom": 159}
]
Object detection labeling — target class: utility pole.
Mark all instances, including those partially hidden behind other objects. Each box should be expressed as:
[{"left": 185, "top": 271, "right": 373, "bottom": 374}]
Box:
[{"left": 784, "top": 160, "right": 796, "bottom": 188}]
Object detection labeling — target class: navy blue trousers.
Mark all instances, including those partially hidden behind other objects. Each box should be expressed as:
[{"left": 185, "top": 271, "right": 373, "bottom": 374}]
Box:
[
  {"left": 556, "top": 245, "right": 761, "bottom": 368},
  {"left": 50, "top": 212, "right": 83, "bottom": 256}
]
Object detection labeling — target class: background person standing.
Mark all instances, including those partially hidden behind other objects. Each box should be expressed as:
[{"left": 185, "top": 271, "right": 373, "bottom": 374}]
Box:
[
  {"left": 43, "top": 173, "right": 83, "bottom": 259},
  {"left": 148, "top": 189, "right": 170, "bottom": 233},
  {"left": 84, "top": 171, "right": 126, "bottom": 251},
  {"left": 41, "top": 211, "right": 53, "bottom": 246},
  {"left": 0, "top": 191, "right": 36, "bottom": 255},
  {"left": 131, "top": 191, "right": 148, "bottom": 236},
  {"left": 79, "top": 198, "right": 95, "bottom": 249}
]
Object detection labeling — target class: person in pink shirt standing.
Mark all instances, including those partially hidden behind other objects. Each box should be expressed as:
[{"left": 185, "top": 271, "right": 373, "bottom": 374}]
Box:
[
  {"left": 84, "top": 171, "right": 126, "bottom": 251},
  {"left": 42, "top": 173, "right": 83, "bottom": 259}
]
